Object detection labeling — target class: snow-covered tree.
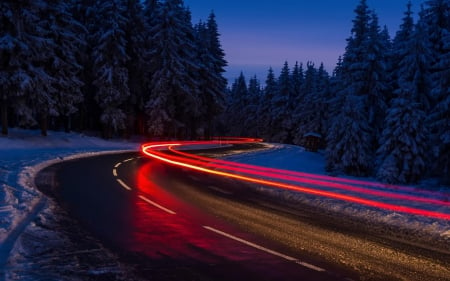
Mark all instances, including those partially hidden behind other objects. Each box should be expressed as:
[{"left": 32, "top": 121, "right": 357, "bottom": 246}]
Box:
[
  {"left": 123, "top": 0, "right": 147, "bottom": 136},
  {"left": 423, "top": 0, "right": 450, "bottom": 183},
  {"left": 293, "top": 62, "right": 329, "bottom": 146},
  {"left": 194, "top": 12, "right": 227, "bottom": 139},
  {"left": 270, "top": 62, "right": 292, "bottom": 143},
  {"left": 326, "top": 95, "right": 372, "bottom": 176},
  {"left": 0, "top": 0, "right": 51, "bottom": 135},
  {"left": 291, "top": 62, "right": 304, "bottom": 106},
  {"left": 38, "top": 0, "right": 85, "bottom": 135},
  {"left": 226, "top": 72, "right": 248, "bottom": 136},
  {"left": 258, "top": 67, "right": 277, "bottom": 141},
  {"left": 377, "top": 99, "right": 428, "bottom": 183},
  {"left": 377, "top": 2, "right": 432, "bottom": 184},
  {"left": 245, "top": 75, "right": 262, "bottom": 137},
  {"left": 145, "top": 0, "right": 200, "bottom": 138},
  {"left": 326, "top": 0, "right": 375, "bottom": 176},
  {"left": 91, "top": 0, "right": 130, "bottom": 138}
]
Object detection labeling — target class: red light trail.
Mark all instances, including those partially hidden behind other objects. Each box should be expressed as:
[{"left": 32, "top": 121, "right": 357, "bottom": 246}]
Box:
[{"left": 141, "top": 139, "right": 450, "bottom": 221}]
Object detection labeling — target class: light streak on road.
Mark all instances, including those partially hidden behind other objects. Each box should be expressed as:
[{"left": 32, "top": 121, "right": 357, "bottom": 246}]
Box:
[{"left": 141, "top": 139, "right": 450, "bottom": 221}]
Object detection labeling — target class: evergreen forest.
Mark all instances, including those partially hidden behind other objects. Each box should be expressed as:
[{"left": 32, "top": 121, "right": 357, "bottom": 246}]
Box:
[{"left": 0, "top": 0, "right": 449, "bottom": 184}]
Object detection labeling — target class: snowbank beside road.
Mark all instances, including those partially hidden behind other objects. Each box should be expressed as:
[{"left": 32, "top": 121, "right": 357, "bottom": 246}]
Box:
[
  {"left": 223, "top": 143, "right": 450, "bottom": 245},
  {"left": 0, "top": 129, "right": 138, "bottom": 243}
]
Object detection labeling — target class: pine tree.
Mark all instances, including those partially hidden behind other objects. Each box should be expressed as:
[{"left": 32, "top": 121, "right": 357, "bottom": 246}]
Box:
[
  {"left": 0, "top": 0, "right": 51, "bottom": 135},
  {"left": 290, "top": 62, "right": 304, "bottom": 145},
  {"left": 246, "top": 75, "right": 261, "bottom": 137},
  {"left": 226, "top": 72, "right": 248, "bottom": 136},
  {"left": 123, "top": 0, "right": 147, "bottom": 137},
  {"left": 294, "top": 62, "right": 317, "bottom": 144},
  {"left": 326, "top": 94, "right": 372, "bottom": 175},
  {"left": 194, "top": 12, "right": 227, "bottom": 139},
  {"left": 326, "top": 0, "right": 374, "bottom": 176},
  {"left": 70, "top": 0, "right": 99, "bottom": 132},
  {"left": 258, "top": 67, "right": 277, "bottom": 141},
  {"left": 91, "top": 0, "right": 130, "bottom": 138},
  {"left": 271, "top": 62, "right": 292, "bottom": 143},
  {"left": 145, "top": 0, "right": 200, "bottom": 138},
  {"left": 423, "top": 0, "right": 450, "bottom": 183},
  {"left": 38, "top": 0, "right": 85, "bottom": 135},
  {"left": 377, "top": 3, "right": 432, "bottom": 184},
  {"left": 364, "top": 11, "right": 391, "bottom": 142}
]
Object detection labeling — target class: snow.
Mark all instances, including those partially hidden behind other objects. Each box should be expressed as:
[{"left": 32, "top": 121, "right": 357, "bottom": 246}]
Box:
[
  {"left": 0, "top": 129, "right": 138, "bottom": 244},
  {"left": 0, "top": 129, "right": 449, "bottom": 277}
]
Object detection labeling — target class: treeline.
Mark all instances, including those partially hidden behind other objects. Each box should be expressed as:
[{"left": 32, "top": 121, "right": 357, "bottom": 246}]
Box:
[
  {"left": 224, "top": 0, "right": 450, "bottom": 185},
  {"left": 0, "top": 0, "right": 227, "bottom": 139}
]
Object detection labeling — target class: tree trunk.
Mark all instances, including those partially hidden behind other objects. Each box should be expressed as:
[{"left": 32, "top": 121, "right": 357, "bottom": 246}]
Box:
[
  {"left": 40, "top": 113, "right": 48, "bottom": 136},
  {"left": 1, "top": 100, "right": 8, "bottom": 135},
  {"left": 63, "top": 115, "right": 71, "bottom": 133}
]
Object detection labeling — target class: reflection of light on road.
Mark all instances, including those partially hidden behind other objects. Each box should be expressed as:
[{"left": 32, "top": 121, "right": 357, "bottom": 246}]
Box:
[
  {"left": 141, "top": 139, "right": 450, "bottom": 221},
  {"left": 133, "top": 161, "right": 258, "bottom": 262}
]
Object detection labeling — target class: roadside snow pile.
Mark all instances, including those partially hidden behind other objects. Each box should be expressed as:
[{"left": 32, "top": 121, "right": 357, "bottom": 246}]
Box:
[
  {"left": 224, "top": 143, "right": 450, "bottom": 245},
  {"left": 0, "top": 129, "right": 138, "bottom": 243}
]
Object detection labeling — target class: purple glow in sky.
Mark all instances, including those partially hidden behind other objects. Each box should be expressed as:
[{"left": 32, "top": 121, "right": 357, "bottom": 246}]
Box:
[{"left": 184, "top": 0, "right": 424, "bottom": 82}]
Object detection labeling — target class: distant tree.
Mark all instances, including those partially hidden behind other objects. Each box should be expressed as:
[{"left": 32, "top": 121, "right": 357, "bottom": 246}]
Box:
[
  {"left": 294, "top": 62, "right": 330, "bottom": 146},
  {"left": 291, "top": 62, "right": 304, "bottom": 106},
  {"left": 226, "top": 72, "right": 248, "bottom": 136},
  {"left": 258, "top": 67, "right": 277, "bottom": 141},
  {"left": 271, "top": 61, "right": 292, "bottom": 143},
  {"left": 195, "top": 12, "right": 227, "bottom": 139},
  {"left": 245, "top": 75, "right": 262, "bottom": 137}
]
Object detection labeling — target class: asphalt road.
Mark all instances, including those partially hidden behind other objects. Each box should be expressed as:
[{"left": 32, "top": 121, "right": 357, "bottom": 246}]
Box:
[{"left": 36, "top": 149, "right": 450, "bottom": 281}]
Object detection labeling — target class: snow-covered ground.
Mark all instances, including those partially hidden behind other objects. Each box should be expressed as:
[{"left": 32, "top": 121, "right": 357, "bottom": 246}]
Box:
[
  {"left": 0, "top": 129, "right": 449, "bottom": 279},
  {"left": 0, "top": 129, "right": 139, "bottom": 242}
]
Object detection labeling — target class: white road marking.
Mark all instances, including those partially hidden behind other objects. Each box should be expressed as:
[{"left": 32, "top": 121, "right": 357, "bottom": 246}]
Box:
[
  {"left": 116, "top": 179, "right": 132, "bottom": 191},
  {"left": 207, "top": 185, "right": 233, "bottom": 195},
  {"left": 114, "top": 162, "right": 122, "bottom": 168},
  {"left": 123, "top": 158, "right": 134, "bottom": 162},
  {"left": 139, "top": 195, "right": 176, "bottom": 215},
  {"left": 203, "top": 226, "right": 326, "bottom": 272},
  {"left": 113, "top": 169, "right": 118, "bottom": 177}
]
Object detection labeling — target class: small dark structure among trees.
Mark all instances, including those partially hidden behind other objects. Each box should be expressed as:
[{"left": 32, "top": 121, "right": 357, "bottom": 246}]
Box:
[{"left": 303, "top": 132, "right": 322, "bottom": 152}]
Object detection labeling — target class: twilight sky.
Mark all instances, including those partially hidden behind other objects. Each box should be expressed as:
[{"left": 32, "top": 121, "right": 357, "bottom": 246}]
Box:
[{"left": 183, "top": 0, "right": 424, "bottom": 83}]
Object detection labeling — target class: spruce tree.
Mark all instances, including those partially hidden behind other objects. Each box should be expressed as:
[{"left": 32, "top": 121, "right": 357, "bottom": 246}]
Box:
[
  {"left": 0, "top": 0, "right": 50, "bottom": 135},
  {"left": 91, "top": 0, "right": 130, "bottom": 138},
  {"left": 377, "top": 3, "right": 431, "bottom": 183},
  {"left": 326, "top": 0, "right": 374, "bottom": 176},
  {"left": 124, "top": 0, "right": 147, "bottom": 136},
  {"left": 258, "top": 67, "right": 277, "bottom": 141},
  {"left": 226, "top": 72, "right": 248, "bottom": 136},
  {"left": 194, "top": 12, "right": 227, "bottom": 139},
  {"left": 38, "top": 0, "right": 85, "bottom": 135},
  {"left": 271, "top": 62, "right": 292, "bottom": 143},
  {"left": 423, "top": 0, "right": 450, "bottom": 183},
  {"left": 145, "top": 0, "right": 200, "bottom": 138},
  {"left": 246, "top": 75, "right": 262, "bottom": 137}
]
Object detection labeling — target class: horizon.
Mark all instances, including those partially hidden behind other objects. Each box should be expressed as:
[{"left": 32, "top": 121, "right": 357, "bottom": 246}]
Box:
[{"left": 184, "top": 0, "right": 424, "bottom": 83}]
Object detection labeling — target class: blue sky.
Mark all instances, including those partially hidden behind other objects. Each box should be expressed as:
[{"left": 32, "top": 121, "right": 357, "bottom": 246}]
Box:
[{"left": 184, "top": 0, "right": 424, "bottom": 82}]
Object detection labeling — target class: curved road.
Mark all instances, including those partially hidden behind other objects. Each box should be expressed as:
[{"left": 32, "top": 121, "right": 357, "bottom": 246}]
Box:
[{"left": 36, "top": 150, "right": 450, "bottom": 281}]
